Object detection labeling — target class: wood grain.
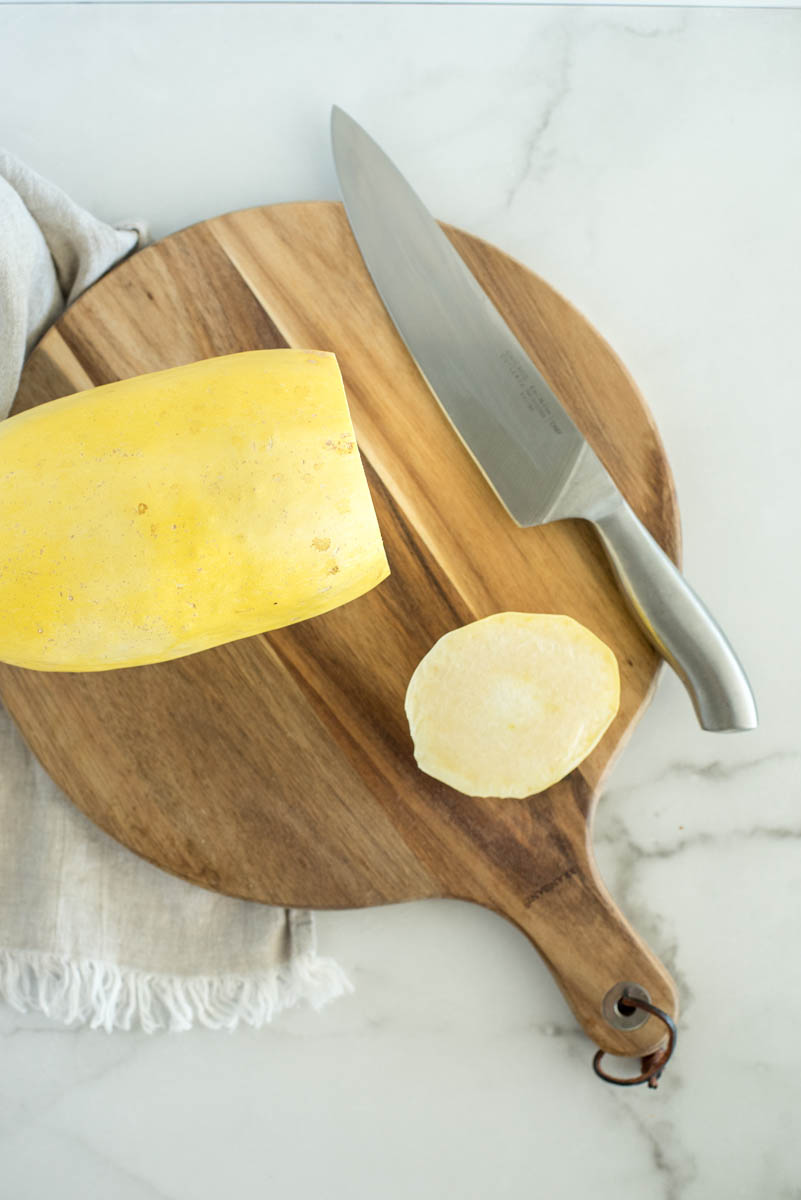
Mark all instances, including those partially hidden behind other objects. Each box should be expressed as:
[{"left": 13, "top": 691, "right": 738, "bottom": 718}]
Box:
[{"left": 0, "top": 203, "right": 681, "bottom": 1055}]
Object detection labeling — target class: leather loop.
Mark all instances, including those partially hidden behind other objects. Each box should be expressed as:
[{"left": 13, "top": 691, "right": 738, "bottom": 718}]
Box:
[{"left": 593, "top": 995, "right": 677, "bottom": 1088}]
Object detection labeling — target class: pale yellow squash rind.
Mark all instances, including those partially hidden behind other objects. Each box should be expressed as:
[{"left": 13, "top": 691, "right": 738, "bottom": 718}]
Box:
[
  {"left": 405, "top": 613, "right": 620, "bottom": 799},
  {"left": 0, "top": 350, "right": 389, "bottom": 671}
]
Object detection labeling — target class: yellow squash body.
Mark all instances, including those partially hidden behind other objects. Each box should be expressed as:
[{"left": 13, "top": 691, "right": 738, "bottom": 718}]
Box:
[{"left": 0, "top": 350, "right": 389, "bottom": 671}]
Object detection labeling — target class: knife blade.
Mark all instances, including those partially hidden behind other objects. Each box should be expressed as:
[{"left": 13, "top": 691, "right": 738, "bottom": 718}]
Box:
[{"left": 331, "top": 106, "right": 757, "bottom": 733}]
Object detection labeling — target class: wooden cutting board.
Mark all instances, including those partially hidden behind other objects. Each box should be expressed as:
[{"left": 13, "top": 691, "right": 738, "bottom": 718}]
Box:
[{"left": 0, "top": 202, "right": 680, "bottom": 1057}]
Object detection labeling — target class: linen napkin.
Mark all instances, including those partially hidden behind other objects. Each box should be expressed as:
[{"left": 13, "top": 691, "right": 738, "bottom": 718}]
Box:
[{"left": 0, "top": 151, "right": 350, "bottom": 1031}]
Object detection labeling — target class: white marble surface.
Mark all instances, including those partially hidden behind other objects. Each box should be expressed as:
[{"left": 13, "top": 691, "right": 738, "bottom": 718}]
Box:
[{"left": 1, "top": 5, "right": 800, "bottom": 1197}]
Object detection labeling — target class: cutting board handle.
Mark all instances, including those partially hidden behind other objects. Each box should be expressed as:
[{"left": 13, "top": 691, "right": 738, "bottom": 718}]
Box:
[{"left": 488, "top": 779, "right": 678, "bottom": 1058}]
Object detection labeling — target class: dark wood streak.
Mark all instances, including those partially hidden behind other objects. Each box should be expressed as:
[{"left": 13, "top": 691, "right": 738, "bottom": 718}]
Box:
[{"left": 0, "top": 203, "right": 680, "bottom": 1056}]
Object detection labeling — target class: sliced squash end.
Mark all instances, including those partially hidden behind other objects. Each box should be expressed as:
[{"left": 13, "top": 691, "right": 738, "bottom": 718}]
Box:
[{"left": 405, "top": 612, "right": 620, "bottom": 799}]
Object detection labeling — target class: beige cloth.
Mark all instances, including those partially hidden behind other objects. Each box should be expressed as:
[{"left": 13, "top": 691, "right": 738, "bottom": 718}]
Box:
[{"left": 0, "top": 151, "right": 349, "bottom": 1030}]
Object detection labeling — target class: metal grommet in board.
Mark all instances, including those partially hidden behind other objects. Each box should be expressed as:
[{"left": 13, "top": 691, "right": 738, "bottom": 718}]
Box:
[{"left": 602, "top": 980, "right": 651, "bottom": 1031}]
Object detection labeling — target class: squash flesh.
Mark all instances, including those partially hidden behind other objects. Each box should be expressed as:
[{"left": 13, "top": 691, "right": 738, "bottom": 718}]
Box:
[
  {"left": 0, "top": 350, "right": 389, "bottom": 671},
  {"left": 405, "top": 613, "right": 620, "bottom": 798}
]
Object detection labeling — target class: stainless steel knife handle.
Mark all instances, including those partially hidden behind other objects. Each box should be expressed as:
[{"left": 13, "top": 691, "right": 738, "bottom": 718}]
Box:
[{"left": 592, "top": 500, "right": 757, "bottom": 732}]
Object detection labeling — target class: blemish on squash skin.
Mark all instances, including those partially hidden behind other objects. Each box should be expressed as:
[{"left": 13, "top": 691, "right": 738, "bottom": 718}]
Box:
[
  {"left": 137, "top": 503, "right": 148, "bottom": 514},
  {"left": 328, "top": 564, "right": 340, "bottom": 575},
  {"left": 312, "top": 537, "right": 331, "bottom": 552},
  {"left": 324, "top": 438, "right": 355, "bottom": 455}
]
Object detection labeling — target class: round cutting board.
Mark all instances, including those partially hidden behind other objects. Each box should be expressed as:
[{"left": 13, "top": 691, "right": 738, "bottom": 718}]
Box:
[{"left": 1, "top": 203, "right": 680, "bottom": 1056}]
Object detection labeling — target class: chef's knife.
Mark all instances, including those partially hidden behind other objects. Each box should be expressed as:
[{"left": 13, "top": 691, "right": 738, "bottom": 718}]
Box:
[{"left": 331, "top": 106, "right": 756, "bottom": 733}]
